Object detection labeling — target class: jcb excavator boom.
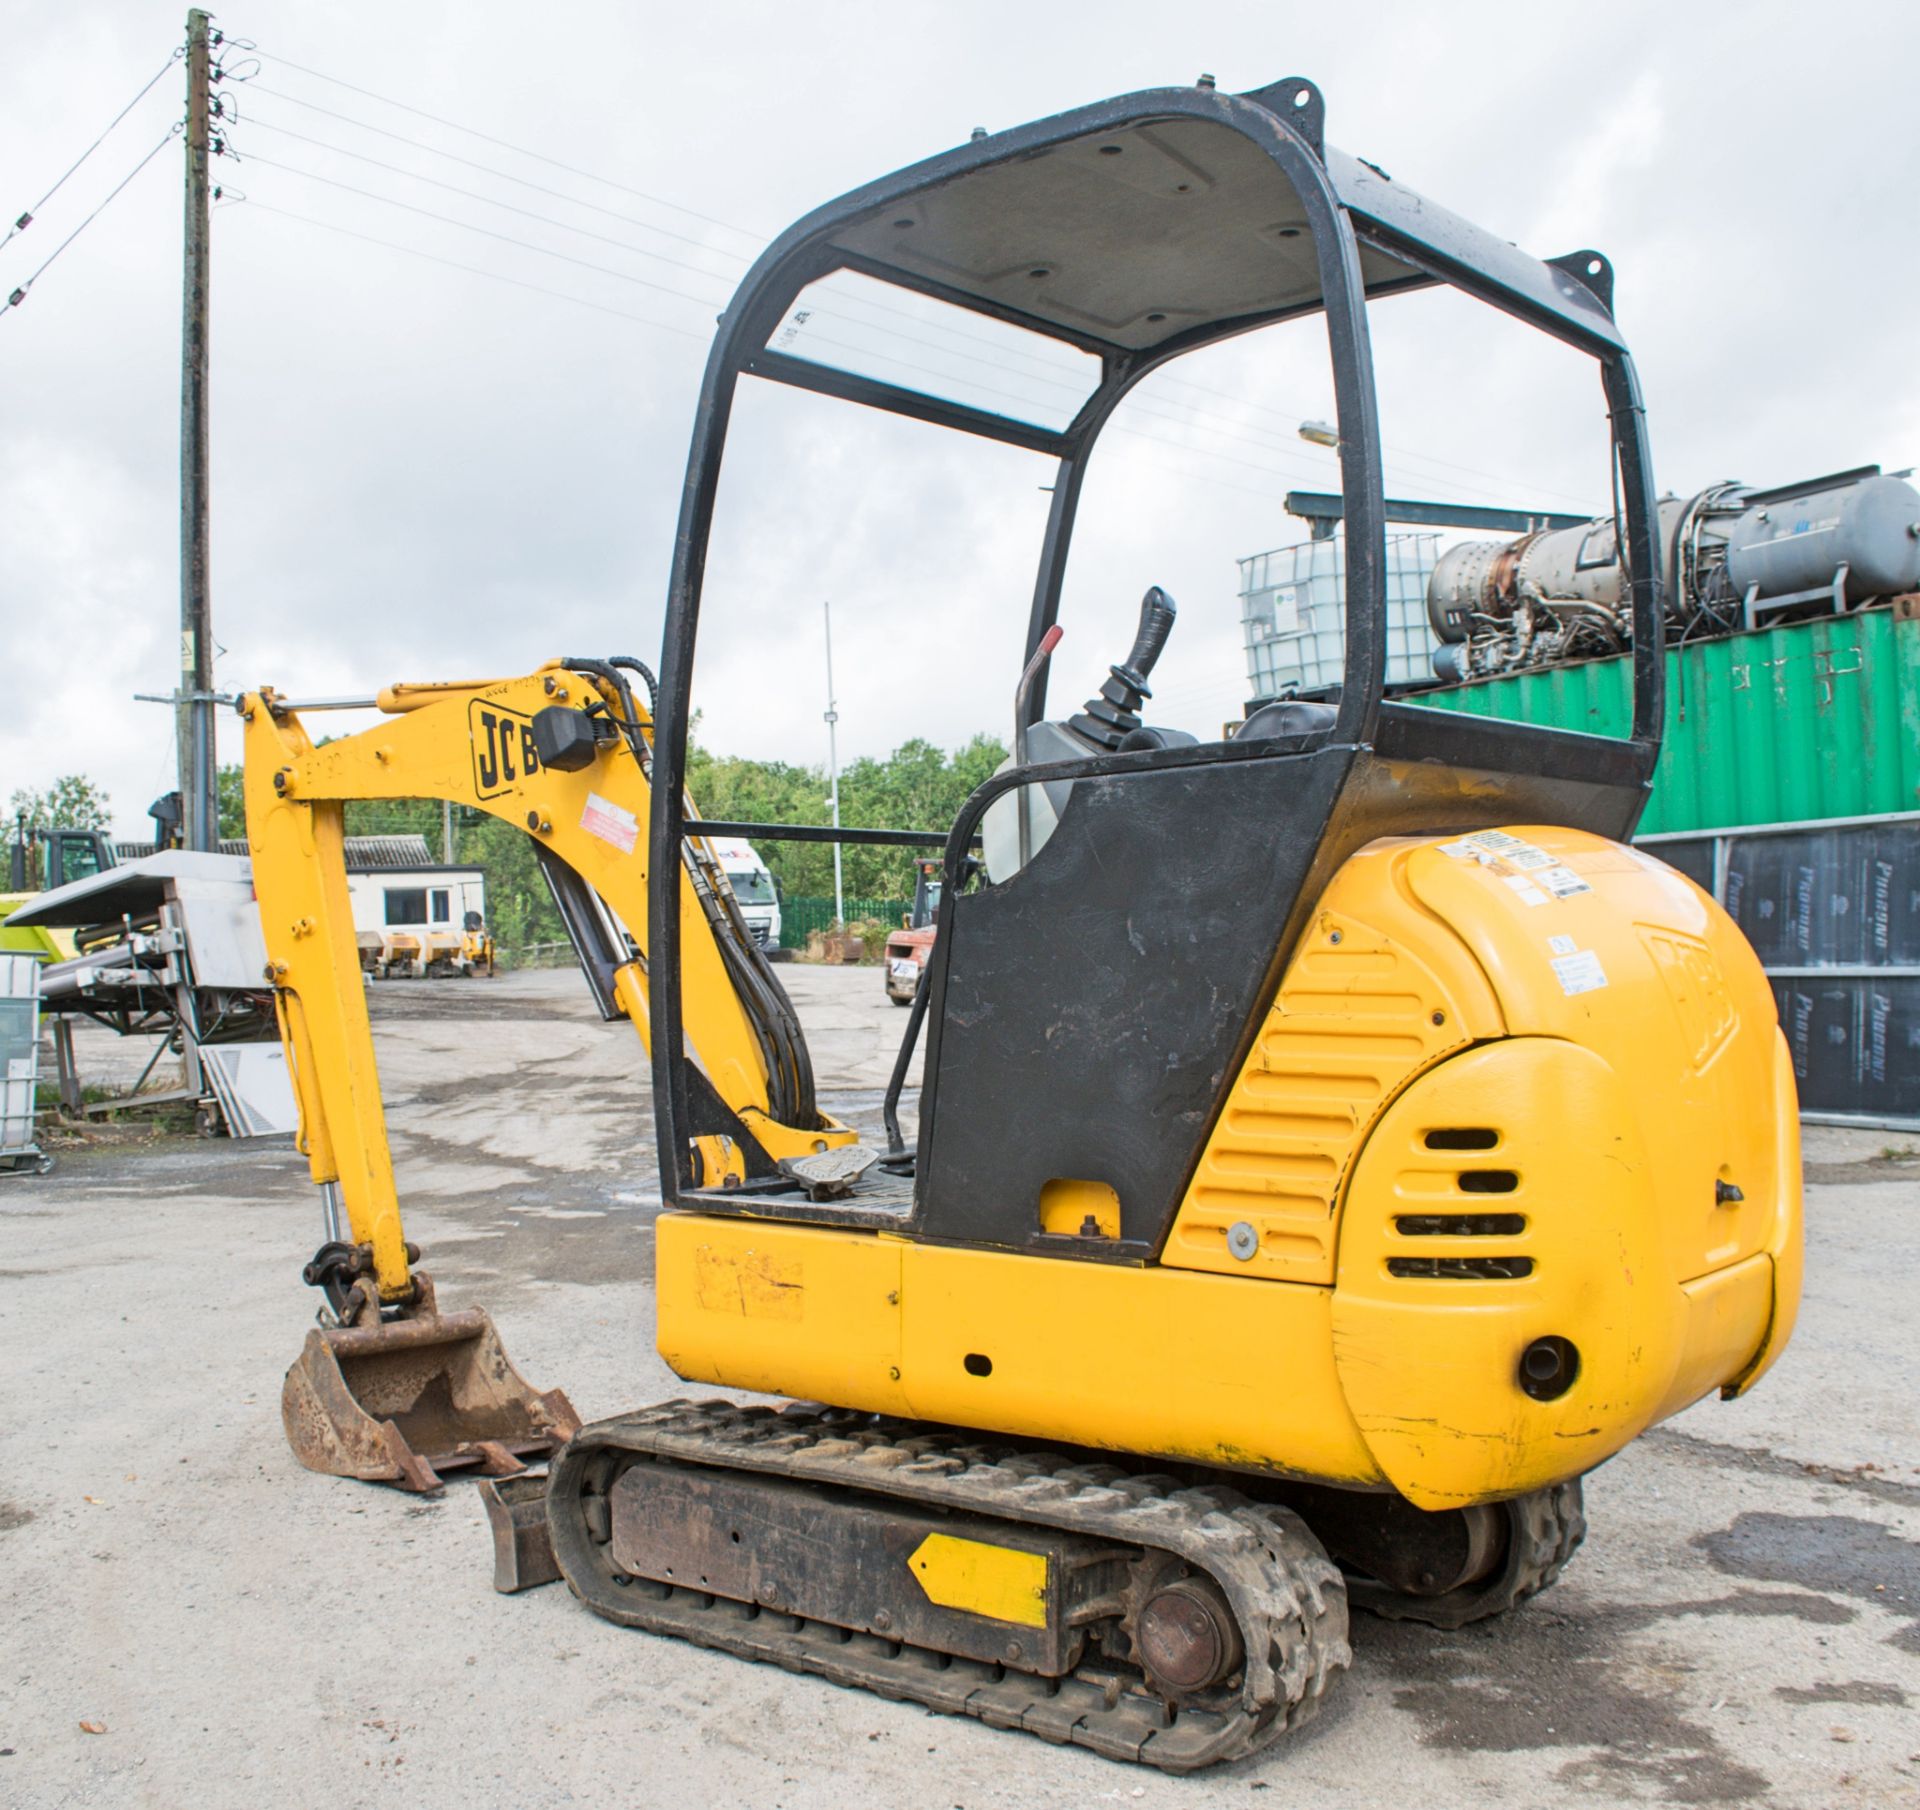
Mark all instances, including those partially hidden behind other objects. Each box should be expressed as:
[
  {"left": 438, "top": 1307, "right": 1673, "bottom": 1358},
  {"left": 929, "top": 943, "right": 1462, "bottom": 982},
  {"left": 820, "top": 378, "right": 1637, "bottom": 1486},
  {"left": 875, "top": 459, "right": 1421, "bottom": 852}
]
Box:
[{"left": 242, "top": 660, "right": 851, "bottom": 1489}]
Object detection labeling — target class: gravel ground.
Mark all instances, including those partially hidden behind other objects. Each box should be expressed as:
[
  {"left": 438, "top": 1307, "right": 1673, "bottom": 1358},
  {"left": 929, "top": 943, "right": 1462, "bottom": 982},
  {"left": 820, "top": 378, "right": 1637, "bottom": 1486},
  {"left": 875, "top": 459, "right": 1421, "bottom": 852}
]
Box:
[{"left": 1, "top": 966, "right": 1915, "bottom": 1809}]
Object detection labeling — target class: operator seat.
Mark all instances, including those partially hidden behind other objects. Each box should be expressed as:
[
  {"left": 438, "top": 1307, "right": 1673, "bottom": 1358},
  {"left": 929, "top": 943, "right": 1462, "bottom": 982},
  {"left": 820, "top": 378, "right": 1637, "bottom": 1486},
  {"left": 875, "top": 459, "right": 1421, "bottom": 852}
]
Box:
[{"left": 1234, "top": 698, "right": 1340, "bottom": 741}]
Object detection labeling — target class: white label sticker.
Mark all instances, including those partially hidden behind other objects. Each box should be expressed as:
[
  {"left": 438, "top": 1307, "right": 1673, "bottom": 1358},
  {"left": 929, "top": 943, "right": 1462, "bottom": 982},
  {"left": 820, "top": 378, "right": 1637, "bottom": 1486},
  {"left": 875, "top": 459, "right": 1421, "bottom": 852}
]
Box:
[
  {"left": 1437, "top": 839, "right": 1481, "bottom": 859},
  {"left": 1467, "top": 830, "right": 1529, "bottom": 852},
  {"left": 1501, "top": 875, "right": 1549, "bottom": 907},
  {"left": 1547, "top": 934, "right": 1579, "bottom": 956},
  {"left": 1537, "top": 864, "right": 1592, "bottom": 898},
  {"left": 888, "top": 958, "right": 919, "bottom": 980},
  {"left": 1504, "top": 846, "right": 1557, "bottom": 871},
  {"left": 580, "top": 791, "right": 638, "bottom": 854},
  {"left": 1551, "top": 949, "right": 1608, "bottom": 996}
]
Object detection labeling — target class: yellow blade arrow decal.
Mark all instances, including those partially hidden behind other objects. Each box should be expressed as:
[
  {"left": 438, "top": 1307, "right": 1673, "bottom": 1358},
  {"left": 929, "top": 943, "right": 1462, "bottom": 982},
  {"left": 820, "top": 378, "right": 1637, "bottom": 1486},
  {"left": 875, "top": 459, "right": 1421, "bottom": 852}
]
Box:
[{"left": 908, "top": 1532, "right": 1048, "bottom": 1628}]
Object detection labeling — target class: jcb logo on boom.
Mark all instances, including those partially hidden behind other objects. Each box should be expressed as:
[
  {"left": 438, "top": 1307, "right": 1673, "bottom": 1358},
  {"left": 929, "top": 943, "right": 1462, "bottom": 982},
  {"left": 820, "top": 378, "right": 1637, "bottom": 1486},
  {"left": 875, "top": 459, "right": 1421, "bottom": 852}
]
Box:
[{"left": 470, "top": 700, "right": 542, "bottom": 799}]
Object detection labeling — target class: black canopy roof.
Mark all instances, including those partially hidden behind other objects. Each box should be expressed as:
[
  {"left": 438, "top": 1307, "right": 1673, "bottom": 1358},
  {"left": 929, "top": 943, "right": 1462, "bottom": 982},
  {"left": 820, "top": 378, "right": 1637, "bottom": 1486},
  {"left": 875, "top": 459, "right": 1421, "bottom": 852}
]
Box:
[{"left": 771, "top": 80, "right": 1622, "bottom": 366}]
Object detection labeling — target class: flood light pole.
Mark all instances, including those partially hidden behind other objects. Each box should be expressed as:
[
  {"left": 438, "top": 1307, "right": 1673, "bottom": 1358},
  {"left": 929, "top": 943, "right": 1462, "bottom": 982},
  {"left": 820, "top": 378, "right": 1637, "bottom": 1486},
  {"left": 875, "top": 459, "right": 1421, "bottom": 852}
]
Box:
[{"left": 823, "top": 599, "right": 844, "bottom": 927}]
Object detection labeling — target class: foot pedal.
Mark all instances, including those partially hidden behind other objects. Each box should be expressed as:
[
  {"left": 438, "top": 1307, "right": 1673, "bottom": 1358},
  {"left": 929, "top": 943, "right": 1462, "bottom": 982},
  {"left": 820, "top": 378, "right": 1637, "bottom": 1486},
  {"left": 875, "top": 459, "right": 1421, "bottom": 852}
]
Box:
[{"left": 777, "top": 1146, "right": 878, "bottom": 1201}]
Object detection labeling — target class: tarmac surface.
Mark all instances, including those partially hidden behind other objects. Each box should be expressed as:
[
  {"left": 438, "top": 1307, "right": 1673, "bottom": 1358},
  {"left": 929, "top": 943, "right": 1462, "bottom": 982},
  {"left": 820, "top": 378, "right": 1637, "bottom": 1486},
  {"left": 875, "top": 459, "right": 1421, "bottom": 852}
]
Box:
[{"left": 2, "top": 966, "right": 1917, "bottom": 1809}]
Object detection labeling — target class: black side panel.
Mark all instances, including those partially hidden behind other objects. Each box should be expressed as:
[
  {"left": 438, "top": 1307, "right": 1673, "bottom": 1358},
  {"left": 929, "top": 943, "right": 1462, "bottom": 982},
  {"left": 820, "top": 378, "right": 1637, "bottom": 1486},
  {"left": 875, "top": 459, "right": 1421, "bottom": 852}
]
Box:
[
  {"left": 913, "top": 723, "right": 1651, "bottom": 1261},
  {"left": 1372, "top": 702, "right": 1652, "bottom": 830},
  {"left": 1360, "top": 704, "right": 1649, "bottom": 845},
  {"left": 915, "top": 747, "right": 1354, "bottom": 1253}
]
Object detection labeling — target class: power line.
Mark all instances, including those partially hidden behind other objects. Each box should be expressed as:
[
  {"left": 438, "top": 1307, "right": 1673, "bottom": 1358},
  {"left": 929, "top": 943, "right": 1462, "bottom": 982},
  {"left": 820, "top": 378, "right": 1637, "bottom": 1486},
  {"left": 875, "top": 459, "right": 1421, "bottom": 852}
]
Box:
[
  {"left": 234, "top": 128, "right": 1256, "bottom": 456},
  {"left": 244, "top": 83, "right": 748, "bottom": 267},
  {"left": 244, "top": 195, "right": 1505, "bottom": 547},
  {"left": 247, "top": 47, "right": 767, "bottom": 246},
  {"left": 238, "top": 184, "right": 1407, "bottom": 500},
  {"left": 241, "top": 115, "right": 747, "bottom": 292},
  {"left": 240, "top": 192, "right": 1337, "bottom": 502},
  {"left": 238, "top": 96, "right": 1116, "bottom": 418},
  {"left": 239, "top": 42, "right": 1601, "bottom": 515},
  {"left": 241, "top": 46, "right": 1595, "bottom": 513},
  {"left": 238, "top": 199, "right": 713, "bottom": 343},
  {"left": 238, "top": 124, "right": 1349, "bottom": 485},
  {"left": 1, "top": 50, "right": 181, "bottom": 255},
  {"left": 1, "top": 129, "right": 179, "bottom": 319},
  {"left": 239, "top": 150, "right": 732, "bottom": 311},
  {"left": 242, "top": 108, "right": 1099, "bottom": 405}
]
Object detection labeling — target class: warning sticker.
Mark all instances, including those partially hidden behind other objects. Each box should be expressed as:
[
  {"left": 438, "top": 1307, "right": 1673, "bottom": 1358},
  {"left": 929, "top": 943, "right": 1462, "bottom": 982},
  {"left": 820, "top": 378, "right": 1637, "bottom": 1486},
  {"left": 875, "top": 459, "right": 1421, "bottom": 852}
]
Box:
[
  {"left": 1547, "top": 934, "right": 1579, "bottom": 956},
  {"left": 1550, "top": 949, "right": 1608, "bottom": 996},
  {"left": 1439, "top": 832, "right": 1587, "bottom": 903},
  {"left": 581, "top": 791, "right": 639, "bottom": 854},
  {"left": 1536, "top": 864, "right": 1592, "bottom": 899}
]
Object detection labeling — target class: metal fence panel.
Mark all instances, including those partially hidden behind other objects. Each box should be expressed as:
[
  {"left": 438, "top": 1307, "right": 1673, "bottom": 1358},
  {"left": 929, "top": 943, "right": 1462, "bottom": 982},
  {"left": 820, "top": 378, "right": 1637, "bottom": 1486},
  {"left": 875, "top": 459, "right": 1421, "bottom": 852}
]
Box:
[{"left": 779, "top": 896, "right": 911, "bottom": 948}]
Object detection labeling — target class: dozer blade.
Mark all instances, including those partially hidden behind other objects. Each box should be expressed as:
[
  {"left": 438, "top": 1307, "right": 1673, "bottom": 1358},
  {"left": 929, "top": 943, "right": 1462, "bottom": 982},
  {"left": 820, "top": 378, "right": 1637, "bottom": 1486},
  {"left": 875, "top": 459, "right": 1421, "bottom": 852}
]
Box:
[{"left": 282, "top": 1307, "right": 581, "bottom": 1493}]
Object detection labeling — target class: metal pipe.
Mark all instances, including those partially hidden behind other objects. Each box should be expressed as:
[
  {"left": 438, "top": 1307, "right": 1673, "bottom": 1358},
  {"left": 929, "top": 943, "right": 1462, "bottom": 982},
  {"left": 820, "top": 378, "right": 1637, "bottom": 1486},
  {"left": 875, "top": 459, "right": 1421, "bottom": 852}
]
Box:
[
  {"left": 881, "top": 961, "right": 933, "bottom": 1161},
  {"left": 822, "top": 601, "right": 843, "bottom": 927},
  {"left": 688, "top": 820, "right": 975, "bottom": 849},
  {"left": 319, "top": 1179, "right": 346, "bottom": 1244}
]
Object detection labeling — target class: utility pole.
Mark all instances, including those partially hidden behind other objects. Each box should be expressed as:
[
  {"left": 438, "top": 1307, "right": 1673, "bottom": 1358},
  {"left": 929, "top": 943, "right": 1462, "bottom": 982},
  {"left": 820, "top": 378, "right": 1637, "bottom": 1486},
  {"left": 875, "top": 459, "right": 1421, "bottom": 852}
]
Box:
[
  {"left": 822, "top": 600, "right": 843, "bottom": 927},
  {"left": 178, "top": 8, "right": 215, "bottom": 851},
  {"left": 441, "top": 799, "right": 455, "bottom": 864}
]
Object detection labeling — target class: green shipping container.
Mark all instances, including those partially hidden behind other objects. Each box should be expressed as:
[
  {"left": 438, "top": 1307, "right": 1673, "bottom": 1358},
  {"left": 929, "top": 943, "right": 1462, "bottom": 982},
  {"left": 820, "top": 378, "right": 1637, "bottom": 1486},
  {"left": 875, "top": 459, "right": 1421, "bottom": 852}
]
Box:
[{"left": 1408, "top": 605, "right": 1920, "bottom": 833}]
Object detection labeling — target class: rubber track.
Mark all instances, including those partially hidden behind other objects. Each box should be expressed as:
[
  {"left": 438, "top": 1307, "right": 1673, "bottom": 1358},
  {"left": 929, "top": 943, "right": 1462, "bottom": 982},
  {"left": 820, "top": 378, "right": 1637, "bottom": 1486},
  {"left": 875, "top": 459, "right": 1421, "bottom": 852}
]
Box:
[
  {"left": 549, "top": 1400, "right": 1351, "bottom": 1772},
  {"left": 1349, "top": 1478, "right": 1586, "bottom": 1629}
]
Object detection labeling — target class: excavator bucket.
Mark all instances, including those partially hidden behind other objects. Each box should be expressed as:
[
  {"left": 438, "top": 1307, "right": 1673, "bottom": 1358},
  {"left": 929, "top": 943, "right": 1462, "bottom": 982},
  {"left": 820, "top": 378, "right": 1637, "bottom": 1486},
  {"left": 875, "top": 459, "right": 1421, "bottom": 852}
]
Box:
[{"left": 282, "top": 1307, "right": 582, "bottom": 1493}]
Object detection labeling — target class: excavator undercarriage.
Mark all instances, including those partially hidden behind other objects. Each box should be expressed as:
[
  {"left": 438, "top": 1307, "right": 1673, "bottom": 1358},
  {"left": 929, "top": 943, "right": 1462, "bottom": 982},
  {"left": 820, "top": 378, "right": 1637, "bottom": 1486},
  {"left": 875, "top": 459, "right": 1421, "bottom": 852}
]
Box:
[{"left": 539, "top": 1402, "right": 1587, "bottom": 1770}]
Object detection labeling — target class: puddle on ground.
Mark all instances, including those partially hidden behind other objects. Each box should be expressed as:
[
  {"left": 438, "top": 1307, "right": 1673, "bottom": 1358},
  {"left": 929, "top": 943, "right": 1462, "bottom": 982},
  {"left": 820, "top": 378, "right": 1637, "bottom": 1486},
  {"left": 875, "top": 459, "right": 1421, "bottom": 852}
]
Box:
[
  {"left": 1774, "top": 1678, "right": 1909, "bottom": 1707},
  {"left": 1372, "top": 1583, "right": 1864, "bottom": 1805},
  {"left": 1698, "top": 1511, "right": 1920, "bottom": 1654}
]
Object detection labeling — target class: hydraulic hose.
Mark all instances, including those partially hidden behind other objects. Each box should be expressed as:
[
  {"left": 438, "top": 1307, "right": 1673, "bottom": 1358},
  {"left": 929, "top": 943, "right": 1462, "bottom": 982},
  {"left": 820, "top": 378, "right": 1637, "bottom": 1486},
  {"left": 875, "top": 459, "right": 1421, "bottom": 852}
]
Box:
[{"left": 563, "top": 652, "right": 819, "bottom": 1134}]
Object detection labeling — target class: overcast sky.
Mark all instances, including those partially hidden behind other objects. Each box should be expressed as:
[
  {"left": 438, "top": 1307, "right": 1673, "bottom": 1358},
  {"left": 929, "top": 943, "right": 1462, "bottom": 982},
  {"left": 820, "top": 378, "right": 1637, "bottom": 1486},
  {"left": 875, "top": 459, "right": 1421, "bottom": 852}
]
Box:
[{"left": 4, "top": 0, "right": 1916, "bottom": 836}]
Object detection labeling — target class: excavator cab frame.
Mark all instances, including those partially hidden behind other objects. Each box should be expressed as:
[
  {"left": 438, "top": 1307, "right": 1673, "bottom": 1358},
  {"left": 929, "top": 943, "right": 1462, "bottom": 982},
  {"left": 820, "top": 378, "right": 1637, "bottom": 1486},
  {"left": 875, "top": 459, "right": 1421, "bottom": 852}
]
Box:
[{"left": 647, "top": 77, "right": 1665, "bottom": 1238}]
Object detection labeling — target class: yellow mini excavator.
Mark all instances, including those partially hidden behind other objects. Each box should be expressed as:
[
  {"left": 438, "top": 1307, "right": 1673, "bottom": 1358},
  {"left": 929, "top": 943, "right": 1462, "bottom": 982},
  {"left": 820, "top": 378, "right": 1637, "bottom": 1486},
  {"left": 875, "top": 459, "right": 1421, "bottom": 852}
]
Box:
[{"left": 243, "top": 75, "right": 1802, "bottom": 1772}]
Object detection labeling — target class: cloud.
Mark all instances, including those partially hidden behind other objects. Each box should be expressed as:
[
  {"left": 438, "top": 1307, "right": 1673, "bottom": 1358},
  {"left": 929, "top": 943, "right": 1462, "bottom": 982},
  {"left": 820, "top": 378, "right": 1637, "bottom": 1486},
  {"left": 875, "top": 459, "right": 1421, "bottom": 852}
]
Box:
[{"left": 3, "top": 1, "right": 1916, "bottom": 833}]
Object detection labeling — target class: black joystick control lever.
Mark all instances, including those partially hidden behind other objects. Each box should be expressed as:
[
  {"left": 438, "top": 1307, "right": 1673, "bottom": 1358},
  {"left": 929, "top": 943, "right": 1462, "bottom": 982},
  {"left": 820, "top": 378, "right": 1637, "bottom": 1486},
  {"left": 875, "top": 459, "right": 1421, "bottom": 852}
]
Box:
[{"left": 1067, "top": 586, "right": 1177, "bottom": 750}]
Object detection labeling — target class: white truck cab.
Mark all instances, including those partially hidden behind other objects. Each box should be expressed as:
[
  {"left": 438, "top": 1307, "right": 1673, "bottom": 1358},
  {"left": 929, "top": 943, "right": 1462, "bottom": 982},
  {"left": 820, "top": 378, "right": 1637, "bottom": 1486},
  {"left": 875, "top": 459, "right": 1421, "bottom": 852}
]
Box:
[{"left": 704, "top": 837, "right": 782, "bottom": 951}]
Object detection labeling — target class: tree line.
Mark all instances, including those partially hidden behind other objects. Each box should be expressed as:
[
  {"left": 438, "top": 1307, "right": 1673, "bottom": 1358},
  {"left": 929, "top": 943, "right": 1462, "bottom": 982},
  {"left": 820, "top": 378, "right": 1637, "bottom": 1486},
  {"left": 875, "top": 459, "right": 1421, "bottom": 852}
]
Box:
[
  {"left": 8, "top": 731, "right": 1006, "bottom": 952},
  {"left": 686, "top": 733, "right": 1006, "bottom": 901}
]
